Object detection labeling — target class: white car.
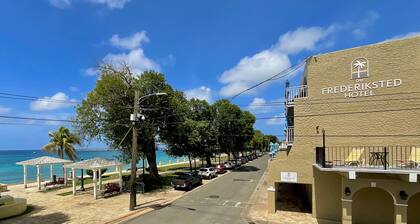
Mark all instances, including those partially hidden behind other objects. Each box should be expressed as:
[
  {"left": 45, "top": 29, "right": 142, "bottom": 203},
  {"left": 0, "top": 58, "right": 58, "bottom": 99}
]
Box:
[
  {"left": 223, "top": 161, "right": 235, "bottom": 169},
  {"left": 198, "top": 167, "right": 217, "bottom": 179}
]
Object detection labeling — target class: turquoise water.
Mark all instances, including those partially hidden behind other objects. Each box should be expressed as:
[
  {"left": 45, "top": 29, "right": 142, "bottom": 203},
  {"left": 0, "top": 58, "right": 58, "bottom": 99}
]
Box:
[{"left": 0, "top": 150, "right": 184, "bottom": 184}]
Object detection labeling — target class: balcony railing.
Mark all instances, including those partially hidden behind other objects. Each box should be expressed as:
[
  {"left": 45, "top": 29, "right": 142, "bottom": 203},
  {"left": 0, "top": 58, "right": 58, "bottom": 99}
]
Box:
[
  {"left": 285, "top": 85, "right": 308, "bottom": 106},
  {"left": 286, "top": 126, "right": 294, "bottom": 146},
  {"left": 315, "top": 146, "right": 420, "bottom": 171}
]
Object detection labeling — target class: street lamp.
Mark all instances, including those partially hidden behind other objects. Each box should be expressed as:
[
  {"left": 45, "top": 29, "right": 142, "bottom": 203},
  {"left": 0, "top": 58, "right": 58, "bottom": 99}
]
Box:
[
  {"left": 129, "top": 91, "right": 167, "bottom": 211},
  {"left": 80, "top": 158, "right": 85, "bottom": 191}
]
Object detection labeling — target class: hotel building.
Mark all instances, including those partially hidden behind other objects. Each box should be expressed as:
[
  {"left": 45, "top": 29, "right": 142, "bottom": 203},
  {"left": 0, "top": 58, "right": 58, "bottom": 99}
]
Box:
[{"left": 267, "top": 36, "right": 420, "bottom": 224}]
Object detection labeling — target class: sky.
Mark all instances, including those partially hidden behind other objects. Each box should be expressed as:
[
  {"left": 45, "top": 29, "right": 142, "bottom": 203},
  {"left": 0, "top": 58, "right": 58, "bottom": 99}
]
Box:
[{"left": 0, "top": 0, "right": 419, "bottom": 150}]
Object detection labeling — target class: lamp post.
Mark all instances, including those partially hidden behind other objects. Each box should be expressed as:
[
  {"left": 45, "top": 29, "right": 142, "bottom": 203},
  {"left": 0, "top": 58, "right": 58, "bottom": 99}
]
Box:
[
  {"left": 80, "top": 158, "right": 85, "bottom": 191},
  {"left": 129, "top": 91, "right": 167, "bottom": 211}
]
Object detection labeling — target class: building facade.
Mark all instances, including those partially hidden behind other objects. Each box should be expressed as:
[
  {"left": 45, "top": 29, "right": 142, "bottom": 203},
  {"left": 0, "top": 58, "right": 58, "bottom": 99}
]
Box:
[{"left": 267, "top": 36, "right": 420, "bottom": 224}]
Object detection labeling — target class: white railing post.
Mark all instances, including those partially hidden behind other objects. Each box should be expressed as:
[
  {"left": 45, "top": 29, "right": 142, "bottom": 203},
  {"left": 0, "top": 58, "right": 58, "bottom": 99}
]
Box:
[{"left": 285, "top": 85, "right": 308, "bottom": 105}]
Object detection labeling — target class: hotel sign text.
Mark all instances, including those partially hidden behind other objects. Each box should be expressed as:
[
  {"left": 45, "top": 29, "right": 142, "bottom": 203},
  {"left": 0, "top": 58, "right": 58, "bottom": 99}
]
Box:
[{"left": 321, "top": 79, "right": 402, "bottom": 98}]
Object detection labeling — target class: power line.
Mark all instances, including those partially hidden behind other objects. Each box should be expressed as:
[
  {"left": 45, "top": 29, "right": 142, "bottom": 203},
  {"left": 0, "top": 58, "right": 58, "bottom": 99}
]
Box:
[
  {"left": 0, "top": 92, "right": 80, "bottom": 104},
  {"left": 229, "top": 59, "right": 307, "bottom": 100}
]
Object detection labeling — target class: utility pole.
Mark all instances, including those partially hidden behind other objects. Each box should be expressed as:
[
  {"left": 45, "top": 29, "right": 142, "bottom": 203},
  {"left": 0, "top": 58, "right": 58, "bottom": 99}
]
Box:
[{"left": 129, "top": 90, "right": 140, "bottom": 211}]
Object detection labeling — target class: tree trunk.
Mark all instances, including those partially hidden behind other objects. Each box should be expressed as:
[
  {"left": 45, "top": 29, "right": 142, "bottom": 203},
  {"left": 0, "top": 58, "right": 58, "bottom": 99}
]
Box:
[
  {"left": 145, "top": 149, "right": 159, "bottom": 182},
  {"left": 205, "top": 155, "right": 212, "bottom": 167},
  {"left": 188, "top": 154, "right": 193, "bottom": 174}
]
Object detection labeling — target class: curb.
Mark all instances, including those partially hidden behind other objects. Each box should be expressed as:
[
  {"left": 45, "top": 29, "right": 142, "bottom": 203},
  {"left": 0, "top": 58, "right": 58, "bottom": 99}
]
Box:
[
  {"left": 241, "top": 166, "right": 269, "bottom": 223},
  {"left": 106, "top": 171, "right": 230, "bottom": 224}
]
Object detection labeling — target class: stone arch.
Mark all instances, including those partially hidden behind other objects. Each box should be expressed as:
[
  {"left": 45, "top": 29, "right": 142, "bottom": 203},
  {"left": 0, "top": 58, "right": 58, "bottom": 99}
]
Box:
[
  {"left": 352, "top": 187, "right": 394, "bottom": 224},
  {"left": 408, "top": 192, "right": 420, "bottom": 224}
]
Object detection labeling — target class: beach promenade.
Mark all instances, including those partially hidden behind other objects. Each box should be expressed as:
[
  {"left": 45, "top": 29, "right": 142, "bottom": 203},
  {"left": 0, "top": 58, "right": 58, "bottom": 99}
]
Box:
[{"left": 0, "top": 158, "right": 228, "bottom": 224}]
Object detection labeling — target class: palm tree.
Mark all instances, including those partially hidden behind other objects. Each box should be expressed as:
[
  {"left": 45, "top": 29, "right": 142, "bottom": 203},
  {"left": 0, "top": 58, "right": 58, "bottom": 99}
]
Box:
[{"left": 43, "top": 126, "right": 81, "bottom": 161}]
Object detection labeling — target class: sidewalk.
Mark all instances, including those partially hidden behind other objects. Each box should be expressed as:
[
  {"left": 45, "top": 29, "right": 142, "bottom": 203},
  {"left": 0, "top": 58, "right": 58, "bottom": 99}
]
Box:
[{"left": 242, "top": 169, "right": 317, "bottom": 224}]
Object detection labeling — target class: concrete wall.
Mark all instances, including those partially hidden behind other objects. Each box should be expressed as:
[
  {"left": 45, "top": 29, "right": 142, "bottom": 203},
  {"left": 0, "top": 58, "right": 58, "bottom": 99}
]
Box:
[
  {"left": 408, "top": 193, "right": 420, "bottom": 223},
  {"left": 267, "top": 36, "right": 420, "bottom": 220},
  {"left": 313, "top": 168, "right": 342, "bottom": 222},
  {"left": 353, "top": 187, "right": 394, "bottom": 224}
]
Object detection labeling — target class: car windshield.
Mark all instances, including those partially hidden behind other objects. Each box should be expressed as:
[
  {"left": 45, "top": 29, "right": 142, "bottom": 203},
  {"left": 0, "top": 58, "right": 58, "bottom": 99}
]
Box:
[{"left": 199, "top": 168, "right": 208, "bottom": 171}]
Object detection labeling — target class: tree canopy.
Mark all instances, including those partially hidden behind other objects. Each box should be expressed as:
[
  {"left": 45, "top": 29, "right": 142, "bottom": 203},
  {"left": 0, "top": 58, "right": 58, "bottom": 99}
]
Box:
[{"left": 75, "top": 64, "right": 278, "bottom": 178}]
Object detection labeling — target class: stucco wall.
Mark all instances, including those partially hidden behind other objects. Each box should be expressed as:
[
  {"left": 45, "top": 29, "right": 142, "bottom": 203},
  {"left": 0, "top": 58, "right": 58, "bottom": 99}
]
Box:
[
  {"left": 268, "top": 37, "right": 420, "bottom": 184},
  {"left": 267, "top": 37, "right": 420, "bottom": 220},
  {"left": 352, "top": 187, "right": 394, "bottom": 224}
]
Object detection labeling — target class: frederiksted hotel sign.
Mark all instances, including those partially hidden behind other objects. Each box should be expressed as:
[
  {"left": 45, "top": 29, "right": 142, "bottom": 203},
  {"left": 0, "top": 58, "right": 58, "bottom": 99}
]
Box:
[{"left": 321, "top": 57, "right": 402, "bottom": 98}]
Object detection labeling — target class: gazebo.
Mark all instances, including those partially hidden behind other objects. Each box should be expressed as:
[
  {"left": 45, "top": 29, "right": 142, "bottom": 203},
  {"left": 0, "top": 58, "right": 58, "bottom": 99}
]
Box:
[
  {"left": 65, "top": 158, "right": 123, "bottom": 200},
  {"left": 16, "top": 156, "right": 73, "bottom": 190}
]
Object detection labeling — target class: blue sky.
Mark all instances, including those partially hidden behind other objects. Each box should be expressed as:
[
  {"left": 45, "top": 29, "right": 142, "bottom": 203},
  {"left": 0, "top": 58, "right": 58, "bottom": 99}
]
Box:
[{"left": 0, "top": 0, "right": 419, "bottom": 150}]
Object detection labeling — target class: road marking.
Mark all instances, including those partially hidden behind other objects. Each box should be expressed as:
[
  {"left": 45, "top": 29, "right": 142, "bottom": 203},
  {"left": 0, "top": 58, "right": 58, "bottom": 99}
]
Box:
[{"left": 234, "top": 202, "right": 241, "bottom": 207}]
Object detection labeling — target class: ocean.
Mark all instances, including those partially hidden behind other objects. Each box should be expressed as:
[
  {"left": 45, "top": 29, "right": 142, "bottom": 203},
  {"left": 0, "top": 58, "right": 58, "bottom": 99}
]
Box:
[{"left": 0, "top": 150, "right": 184, "bottom": 184}]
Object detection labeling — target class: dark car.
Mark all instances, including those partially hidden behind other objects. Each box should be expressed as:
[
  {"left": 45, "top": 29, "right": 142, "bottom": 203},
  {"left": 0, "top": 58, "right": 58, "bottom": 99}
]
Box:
[
  {"left": 240, "top": 157, "right": 248, "bottom": 164},
  {"left": 214, "top": 164, "right": 226, "bottom": 174},
  {"left": 171, "top": 172, "right": 202, "bottom": 191}
]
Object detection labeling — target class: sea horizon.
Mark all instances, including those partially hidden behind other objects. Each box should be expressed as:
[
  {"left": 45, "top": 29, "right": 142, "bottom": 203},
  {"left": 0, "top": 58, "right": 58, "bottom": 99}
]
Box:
[{"left": 0, "top": 149, "right": 185, "bottom": 184}]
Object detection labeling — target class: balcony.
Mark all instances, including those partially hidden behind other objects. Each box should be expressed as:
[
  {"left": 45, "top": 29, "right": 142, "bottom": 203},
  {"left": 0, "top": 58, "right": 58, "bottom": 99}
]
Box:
[
  {"left": 286, "top": 126, "right": 294, "bottom": 146},
  {"left": 285, "top": 85, "right": 308, "bottom": 106},
  {"left": 315, "top": 146, "right": 420, "bottom": 173}
]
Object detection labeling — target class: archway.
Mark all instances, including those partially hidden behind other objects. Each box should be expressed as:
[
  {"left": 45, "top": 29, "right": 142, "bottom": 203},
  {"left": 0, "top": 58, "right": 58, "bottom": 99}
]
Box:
[
  {"left": 352, "top": 187, "right": 394, "bottom": 224},
  {"left": 408, "top": 192, "right": 420, "bottom": 224}
]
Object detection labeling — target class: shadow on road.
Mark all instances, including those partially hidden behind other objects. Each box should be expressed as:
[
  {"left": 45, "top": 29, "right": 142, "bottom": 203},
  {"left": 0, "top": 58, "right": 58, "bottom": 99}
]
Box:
[{"left": 232, "top": 166, "right": 260, "bottom": 172}]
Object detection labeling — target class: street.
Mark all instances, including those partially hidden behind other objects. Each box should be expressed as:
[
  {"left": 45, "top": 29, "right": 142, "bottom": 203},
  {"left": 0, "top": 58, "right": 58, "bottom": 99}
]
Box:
[{"left": 125, "top": 155, "right": 268, "bottom": 224}]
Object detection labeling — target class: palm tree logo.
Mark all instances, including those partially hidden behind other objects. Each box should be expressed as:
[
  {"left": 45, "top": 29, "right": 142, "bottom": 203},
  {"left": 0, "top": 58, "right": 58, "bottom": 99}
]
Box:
[{"left": 351, "top": 58, "right": 368, "bottom": 79}]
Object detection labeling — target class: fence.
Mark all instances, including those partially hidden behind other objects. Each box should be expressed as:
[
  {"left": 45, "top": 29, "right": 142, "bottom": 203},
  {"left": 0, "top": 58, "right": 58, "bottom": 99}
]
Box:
[{"left": 315, "top": 146, "right": 420, "bottom": 170}]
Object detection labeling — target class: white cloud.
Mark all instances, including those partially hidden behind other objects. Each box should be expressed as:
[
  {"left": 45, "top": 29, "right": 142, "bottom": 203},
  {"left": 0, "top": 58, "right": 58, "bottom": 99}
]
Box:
[
  {"left": 84, "top": 67, "right": 98, "bottom": 76},
  {"left": 219, "top": 25, "right": 335, "bottom": 97},
  {"left": 247, "top": 97, "right": 284, "bottom": 114},
  {"left": 0, "top": 106, "right": 11, "bottom": 114},
  {"left": 103, "top": 48, "right": 160, "bottom": 75},
  {"left": 110, "top": 31, "right": 149, "bottom": 50},
  {"left": 87, "top": 32, "right": 160, "bottom": 76},
  {"left": 248, "top": 98, "right": 270, "bottom": 113},
  {"left": 30, "top": 92, "right": 77, "bottom": 111},
  {"left": 266, "top": 115, "right": 285, "bottom": 126},
  {"left": 49, "top": 0, "right": 71, "bottom": 8},
  {"left": 351, "top": 11, "right": 380, "bottom": 39},
  {"left": 383, "top": 32, "right": 420, "bottom": 42},
  {"left": 49, "top": 0, "right": 130, "bottom": 9},
  {"left": 184, "top": 86, "right": 213, "bottom": 102},
  {"left": 88, "top": 0, "right": 130, "bottom": 9}
]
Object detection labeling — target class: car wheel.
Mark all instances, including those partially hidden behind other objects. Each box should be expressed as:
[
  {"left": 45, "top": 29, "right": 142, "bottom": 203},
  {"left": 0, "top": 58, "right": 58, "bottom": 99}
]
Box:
[{"left": 188, "top": 184, "right": 192, "bottom": 191}]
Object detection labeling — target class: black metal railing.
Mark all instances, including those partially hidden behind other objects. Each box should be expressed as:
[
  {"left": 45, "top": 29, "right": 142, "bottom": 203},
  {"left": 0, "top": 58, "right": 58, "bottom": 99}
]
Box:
[{"left": 315, "top": 146, "right": 420, "bottom": 170}]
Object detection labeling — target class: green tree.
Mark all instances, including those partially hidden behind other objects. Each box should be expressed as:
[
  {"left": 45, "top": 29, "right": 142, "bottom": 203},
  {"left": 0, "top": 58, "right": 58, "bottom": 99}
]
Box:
[
  {"left": 212, "top": 99, "right": 255, "bottom": 159},
  {"left": 75, "top": 65, "right": 182, "bottom": 182},
  {"left": 251, "top": 130, "right": 265, "bottom": 152},
  {"left": 164, "top": 99, "right": 217, "bottom": 169},
  {"left": 43, "top": 126, "right": 81, "bottom": 161}
]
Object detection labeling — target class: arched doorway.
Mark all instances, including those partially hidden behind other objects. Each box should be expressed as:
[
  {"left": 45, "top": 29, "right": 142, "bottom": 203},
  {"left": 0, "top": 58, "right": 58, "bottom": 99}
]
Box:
[
  {"left": 408, "top": 192, "right": 420, "bottom": 224},
  {"left": 352, "top": 187, "right": 394, "bottom": 224}
]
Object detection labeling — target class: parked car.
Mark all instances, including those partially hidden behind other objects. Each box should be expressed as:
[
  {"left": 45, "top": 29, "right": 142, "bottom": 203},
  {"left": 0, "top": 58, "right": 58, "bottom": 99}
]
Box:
[
  {"left": 171, "top": 172, "right": 202, "bottom": 191},
  {"left": 214, "top": 164, "right": 226, "bottom": 174},
  {"left": 223, "top": 161, "right": 235, "bottom": 169},
  {"left": 240, "top": 157, "right": 248, "bottom": 164},
  {"left": 198, "top": 167, "right": 217, "bottom": 179}
]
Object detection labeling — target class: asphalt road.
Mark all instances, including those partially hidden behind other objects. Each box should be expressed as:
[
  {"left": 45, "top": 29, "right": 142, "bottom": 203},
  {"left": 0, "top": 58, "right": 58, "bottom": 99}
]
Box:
[{"left": 125, "top": 155, "right": 268, "bottom": 224}]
